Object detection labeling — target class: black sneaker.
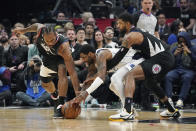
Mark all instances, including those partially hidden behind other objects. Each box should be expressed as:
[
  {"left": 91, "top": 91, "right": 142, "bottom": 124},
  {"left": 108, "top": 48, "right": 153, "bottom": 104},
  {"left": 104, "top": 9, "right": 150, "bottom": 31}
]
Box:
[{"left": 53, "top": 100, "right": 63, "bottom": 119}]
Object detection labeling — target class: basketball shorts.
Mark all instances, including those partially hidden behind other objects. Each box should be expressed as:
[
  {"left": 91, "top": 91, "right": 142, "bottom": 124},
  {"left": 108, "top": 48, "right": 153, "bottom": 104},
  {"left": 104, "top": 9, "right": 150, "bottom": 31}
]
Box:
[
  {"left": 140, "top": 50, "right": 175, "bottom": 81},
  {"left": 40, "top": 56, "right": 64, "bottom": 83}
]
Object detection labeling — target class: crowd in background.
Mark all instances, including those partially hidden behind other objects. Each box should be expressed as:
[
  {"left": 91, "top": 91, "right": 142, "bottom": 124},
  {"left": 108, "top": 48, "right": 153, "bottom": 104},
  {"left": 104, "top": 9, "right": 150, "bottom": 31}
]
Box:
[{"left": 0, "top": 0, "right": 196, "bottom": 110}]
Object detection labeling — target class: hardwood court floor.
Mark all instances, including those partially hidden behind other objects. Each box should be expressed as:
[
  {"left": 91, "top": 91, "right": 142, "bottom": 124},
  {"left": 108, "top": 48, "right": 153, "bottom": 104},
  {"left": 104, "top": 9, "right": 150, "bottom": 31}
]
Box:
[{"left": 0, "top": 107, "right": 196, "bottom": 131}]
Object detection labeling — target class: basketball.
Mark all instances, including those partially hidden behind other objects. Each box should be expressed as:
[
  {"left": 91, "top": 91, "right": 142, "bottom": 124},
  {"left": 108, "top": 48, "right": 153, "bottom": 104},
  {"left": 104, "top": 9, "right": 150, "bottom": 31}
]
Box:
[{"left": 61, "top": 101, "right": 81, "bottom": 119}]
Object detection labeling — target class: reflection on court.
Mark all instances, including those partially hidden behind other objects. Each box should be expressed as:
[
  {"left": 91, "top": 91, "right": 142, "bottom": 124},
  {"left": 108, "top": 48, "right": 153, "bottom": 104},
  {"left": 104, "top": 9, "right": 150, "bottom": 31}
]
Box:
[{"left": 0, "top": 107, "right": 196, "bottom": 131}]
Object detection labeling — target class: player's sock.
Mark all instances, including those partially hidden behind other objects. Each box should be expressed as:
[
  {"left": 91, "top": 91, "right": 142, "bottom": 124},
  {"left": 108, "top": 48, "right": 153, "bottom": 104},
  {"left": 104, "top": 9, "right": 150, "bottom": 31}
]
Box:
[
  {"left": 164, "top": 99, "right": 175, "bottom": 112},
  {"left": 59, "top": 96, "right": 66, "bottom": 105},
  {"left": 124, "top": 97, "right": 133, "bottom": 113}
]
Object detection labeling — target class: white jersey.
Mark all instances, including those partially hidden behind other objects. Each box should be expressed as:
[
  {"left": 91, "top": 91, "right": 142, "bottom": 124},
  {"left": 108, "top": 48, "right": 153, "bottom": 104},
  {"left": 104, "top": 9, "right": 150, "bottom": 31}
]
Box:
[
  {"left": 105, "top": 41, "right": 119, "bottom": 48},
  {"left": 96, "top": 48, "right": 144, "bottom": 71}
]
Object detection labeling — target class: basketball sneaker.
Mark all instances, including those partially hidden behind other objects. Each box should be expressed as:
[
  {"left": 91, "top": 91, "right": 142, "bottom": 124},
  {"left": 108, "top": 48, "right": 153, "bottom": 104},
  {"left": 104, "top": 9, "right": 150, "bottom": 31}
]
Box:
[
  {"left": 160, "top": 109, "right": 181, "bottom": 119},
  {"left": 53, "top": 100, "right": 63, "bottom": 119},
  {"left": 109, "top": 108, "right": 137, "bottom": 121},
  {"left": 175, "top": 99, "right": 183, "bottom": 109}
]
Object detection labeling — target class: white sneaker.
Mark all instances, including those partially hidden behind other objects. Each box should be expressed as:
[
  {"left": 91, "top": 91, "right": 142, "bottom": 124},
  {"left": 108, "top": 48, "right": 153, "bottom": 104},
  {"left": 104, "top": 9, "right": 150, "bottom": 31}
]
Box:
[
  {"left": 176, "top": 99, "right": 183, "bottom": 109},
  {"left": 160, "top": 109, "right": 181, "bottom": 118},
  {"left": 109, "top": 108, "right": 137, "bottom": 121}
]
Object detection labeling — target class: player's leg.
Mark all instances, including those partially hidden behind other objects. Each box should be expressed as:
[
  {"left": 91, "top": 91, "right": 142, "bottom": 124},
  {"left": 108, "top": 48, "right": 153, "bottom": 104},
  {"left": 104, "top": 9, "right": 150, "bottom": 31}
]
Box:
[
  {"left": 49, "top": 64, "right": 68, "bottom": 118},
  {"left": 40, "top": 64, "right": 63, "bottom": 118},
  {"left": 141, "top": 52, "right": 180, "bottom": 119},
  {"left": 147, "top": 79, "right": 180, "bottom": 118},
  {"left": 57, "top": 64, "right": 68, "bottom": 104},
  {"left": 109, "top": 65, "right": 145, "bottom": 121},
  {"left": 110, "top": 59, "right": 145, "bottom": 107},
  {"left": 124, "top": 65, "right": 144, "bottom": 115},
  {"left": 110, "top": 66, "right": 129, "bottom": 107}
]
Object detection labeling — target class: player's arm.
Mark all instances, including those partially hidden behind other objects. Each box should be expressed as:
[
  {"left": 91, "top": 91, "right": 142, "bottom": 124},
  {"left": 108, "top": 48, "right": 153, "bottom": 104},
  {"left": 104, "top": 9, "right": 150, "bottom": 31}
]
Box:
[
  {"left": 83, "top": 50, "right": 112, "bottom": 86},
  {"left": 107, "top": 32, "right": 143, "bottom": 70},
  {"left": 154, "top": 21, "right": 160, "bottom": 39},
  {"left": 58, "top": 42, "right": 80, "bottom": 95},
  {"left": 96, "top": 50, "right": 113, "bottom": 80},
  {"left": 12, "top": 23, "right": 45, "bottom": 35},
  {"left": 121, "top": 32, "right": 143, "bottom": 48},
  {"left": 72, "top": 50, "right": 113, "bottom": 103}
]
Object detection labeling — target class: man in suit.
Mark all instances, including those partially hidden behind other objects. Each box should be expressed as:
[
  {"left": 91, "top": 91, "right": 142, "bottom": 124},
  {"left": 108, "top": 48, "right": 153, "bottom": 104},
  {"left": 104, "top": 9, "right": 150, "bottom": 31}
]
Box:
[{"left": 158, "top": 13, "right": 170, "bottom": 42}]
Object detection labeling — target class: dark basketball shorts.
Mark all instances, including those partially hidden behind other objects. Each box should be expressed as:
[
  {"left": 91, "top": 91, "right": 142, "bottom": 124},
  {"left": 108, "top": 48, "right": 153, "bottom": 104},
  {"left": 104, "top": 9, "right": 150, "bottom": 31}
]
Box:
[
  {"left": 140, "top": 50, "right": 175, "bottom": 81},
  {"left": 40, "top": 56, "right": 64, "bottom": 83}
]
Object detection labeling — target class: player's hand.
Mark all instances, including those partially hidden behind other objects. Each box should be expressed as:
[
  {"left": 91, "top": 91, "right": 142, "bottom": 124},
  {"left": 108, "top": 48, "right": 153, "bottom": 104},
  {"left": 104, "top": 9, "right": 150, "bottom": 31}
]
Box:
[
  {"left": 12, "top": 28, "right": 26, "bottom": 36},
  {"left": 83, "top": 77, "right": 95, "bottom": 85},
  {"left": 72, "top": 91, "right": 89, "bottom": 104}
]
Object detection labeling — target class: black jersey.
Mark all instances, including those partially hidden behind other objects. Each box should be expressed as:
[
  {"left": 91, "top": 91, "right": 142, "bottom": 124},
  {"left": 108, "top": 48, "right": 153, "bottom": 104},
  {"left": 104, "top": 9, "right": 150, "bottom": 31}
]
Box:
[
  {"left": 36, "top": 27, "right": 69, "bottom": 57},
  {"left": 130, "top": 27, "right": 170, "bottom": 59}
]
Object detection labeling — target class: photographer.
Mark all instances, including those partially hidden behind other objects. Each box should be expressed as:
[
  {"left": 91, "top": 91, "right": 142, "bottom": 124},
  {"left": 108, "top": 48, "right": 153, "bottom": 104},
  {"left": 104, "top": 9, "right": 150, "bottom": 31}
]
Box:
[
  {"left": 16, "top": 56, "right": 51, "bottom": 107},
  {"left": 164, "top": 31, "right": 196, "bottom": 109}
]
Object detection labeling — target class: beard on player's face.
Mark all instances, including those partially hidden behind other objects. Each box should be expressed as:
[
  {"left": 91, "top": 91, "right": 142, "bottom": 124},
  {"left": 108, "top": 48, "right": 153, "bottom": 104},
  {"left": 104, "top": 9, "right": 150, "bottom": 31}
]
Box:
[{"left": 119, "top": 26, "right": 127, "bottom": 35}]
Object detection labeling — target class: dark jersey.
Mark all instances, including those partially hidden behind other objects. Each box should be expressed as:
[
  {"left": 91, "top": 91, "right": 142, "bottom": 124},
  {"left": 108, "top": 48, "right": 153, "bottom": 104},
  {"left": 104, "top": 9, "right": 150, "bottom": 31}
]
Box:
[
  {"left": 130, "top": 27, "right": 170, "bottom": 59},
  {"left": 36, "top": 27, "right": 69, "bottom": 58},
  {"left": 107, "top": 27, "right": 170, "bottom": 70}
]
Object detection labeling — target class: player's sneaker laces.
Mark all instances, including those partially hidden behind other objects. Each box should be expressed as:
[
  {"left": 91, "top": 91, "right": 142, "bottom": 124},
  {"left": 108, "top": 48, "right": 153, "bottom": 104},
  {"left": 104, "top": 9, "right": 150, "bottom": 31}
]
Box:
[
  {"left": 109, "top": 108, "right": 137, "bottom": 121},
  {"left": 160, "top": 109, "right": 181, "bottom": 118}
]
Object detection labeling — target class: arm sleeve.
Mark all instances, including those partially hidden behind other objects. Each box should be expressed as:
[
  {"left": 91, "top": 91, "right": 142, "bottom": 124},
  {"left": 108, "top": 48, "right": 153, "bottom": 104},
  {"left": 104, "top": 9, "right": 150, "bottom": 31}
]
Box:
[
  {"left": 106, "top": 47, "right": 129, "bottom": 70},
  {"left": 133, "top": 12, "right": 140, "bottom": 26}
]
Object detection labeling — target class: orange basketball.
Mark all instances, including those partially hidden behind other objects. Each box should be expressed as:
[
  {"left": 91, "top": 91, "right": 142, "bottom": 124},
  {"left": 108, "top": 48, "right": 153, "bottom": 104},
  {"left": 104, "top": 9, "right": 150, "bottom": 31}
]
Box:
[{"left": 61, "top": 101, "right": 81, "bottom": 119}]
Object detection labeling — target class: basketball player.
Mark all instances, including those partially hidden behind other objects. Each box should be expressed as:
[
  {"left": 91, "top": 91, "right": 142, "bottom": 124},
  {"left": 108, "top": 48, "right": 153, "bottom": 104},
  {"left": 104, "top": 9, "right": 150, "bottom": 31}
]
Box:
[
  {"left": 13, "top": 23, "right": 80, "bottom": 118},
  {"left": 107, "top": 12, "right": 181, "bottom": 121},
  {"left": 72, "top": 44, "right": 144, "bottom": 109}
]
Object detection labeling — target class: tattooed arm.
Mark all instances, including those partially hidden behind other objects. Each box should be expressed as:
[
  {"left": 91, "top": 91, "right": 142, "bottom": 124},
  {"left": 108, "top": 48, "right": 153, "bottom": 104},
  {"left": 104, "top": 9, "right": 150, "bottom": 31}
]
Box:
[
  {"left": 83, "top": 49, "right": 112, "bottom": 85},
  {"left": 72, "top": 50, "right": 113, "bottom": 103}
]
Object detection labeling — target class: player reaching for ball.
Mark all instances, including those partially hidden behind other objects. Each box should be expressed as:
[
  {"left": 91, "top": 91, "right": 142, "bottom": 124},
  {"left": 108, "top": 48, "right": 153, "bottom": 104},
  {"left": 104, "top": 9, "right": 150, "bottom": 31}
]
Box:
[
  {"left": 73, "top": 12, "right": 181, "bottom": 121},
  {"left": 69, "top": 43, "right": 144, "bottom": 117},
  {"left": 13, "top": 23, "right": 80, "bottom": 118}
]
